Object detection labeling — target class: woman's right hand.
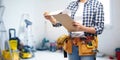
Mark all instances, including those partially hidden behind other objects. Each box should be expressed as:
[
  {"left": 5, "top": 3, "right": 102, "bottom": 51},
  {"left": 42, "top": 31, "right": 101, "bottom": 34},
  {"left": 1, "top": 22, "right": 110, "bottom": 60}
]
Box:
[
  {"left": 43, "top": 11, "right": 52, "bottom": 20},
  {"left": 43, "top": 11, "right": 57, "bottom": 24}
]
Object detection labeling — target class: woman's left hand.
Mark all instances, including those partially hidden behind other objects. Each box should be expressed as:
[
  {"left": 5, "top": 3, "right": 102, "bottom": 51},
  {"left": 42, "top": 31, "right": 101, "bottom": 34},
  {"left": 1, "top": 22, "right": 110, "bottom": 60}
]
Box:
[{"left": 72, "top": 21, "right": 85, "bottom": 31}]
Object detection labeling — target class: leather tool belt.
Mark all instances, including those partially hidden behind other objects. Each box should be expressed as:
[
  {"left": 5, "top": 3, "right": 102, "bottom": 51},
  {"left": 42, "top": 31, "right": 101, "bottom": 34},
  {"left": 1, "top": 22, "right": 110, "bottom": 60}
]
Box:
[{"left": 63, "top": 36, "right": 98, "bottom": 56}]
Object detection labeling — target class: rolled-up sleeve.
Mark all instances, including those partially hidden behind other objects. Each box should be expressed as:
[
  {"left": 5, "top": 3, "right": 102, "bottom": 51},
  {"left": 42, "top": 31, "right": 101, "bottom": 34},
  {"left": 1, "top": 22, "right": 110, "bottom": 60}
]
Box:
[{"left": 94, "top": 3, "right": 104, "bottom": 35}]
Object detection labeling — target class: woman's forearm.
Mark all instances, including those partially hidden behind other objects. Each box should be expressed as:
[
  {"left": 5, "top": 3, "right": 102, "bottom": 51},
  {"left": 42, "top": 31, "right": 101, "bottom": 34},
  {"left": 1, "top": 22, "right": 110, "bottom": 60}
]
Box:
[
  {"left": 83, "top": 26, "right": 96, "bottom": 34},
  {"left": 49, "top": 16, "right": 57, "bottom": 25}
]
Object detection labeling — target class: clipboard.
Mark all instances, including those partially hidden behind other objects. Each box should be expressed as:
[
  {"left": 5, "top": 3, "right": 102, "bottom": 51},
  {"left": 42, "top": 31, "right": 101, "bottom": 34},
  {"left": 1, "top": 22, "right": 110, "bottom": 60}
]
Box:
[{"left": 52, "top": 14, "right": 77, "bottom": 32}]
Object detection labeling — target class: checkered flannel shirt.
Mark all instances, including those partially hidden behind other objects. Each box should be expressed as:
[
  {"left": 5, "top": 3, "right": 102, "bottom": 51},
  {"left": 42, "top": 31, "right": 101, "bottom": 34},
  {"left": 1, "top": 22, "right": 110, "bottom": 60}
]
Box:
[{"left": 53, "top": 0, "right": 104, "bottom": 36}]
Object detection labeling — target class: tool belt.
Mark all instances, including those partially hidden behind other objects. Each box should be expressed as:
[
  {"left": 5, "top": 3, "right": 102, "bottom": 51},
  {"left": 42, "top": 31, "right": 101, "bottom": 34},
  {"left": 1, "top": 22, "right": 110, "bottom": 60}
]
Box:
[{"left": 63, "top": 36, "right": 98, "bottom": 56}]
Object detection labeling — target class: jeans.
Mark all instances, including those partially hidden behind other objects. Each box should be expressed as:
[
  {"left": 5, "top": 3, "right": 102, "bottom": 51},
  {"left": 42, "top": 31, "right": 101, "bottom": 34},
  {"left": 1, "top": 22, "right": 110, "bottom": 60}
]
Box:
[{"left": 68, "top": 45, "right": 96, "bottom": 60}]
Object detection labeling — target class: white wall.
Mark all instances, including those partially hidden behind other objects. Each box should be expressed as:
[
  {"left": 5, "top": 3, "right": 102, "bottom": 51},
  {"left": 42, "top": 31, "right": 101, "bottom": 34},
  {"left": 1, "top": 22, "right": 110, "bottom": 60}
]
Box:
[
  {"left": 2, "top": 0, "right": 46, "bottom": 47},
  {"left": 2, "top": 0, "right": 70, "bottom": 48},
  {"left": 1, "top": 0, "right": 120, "bottom": 56},
  {"left": 98, "top": 0, "right": 120, "bottom": 56}
]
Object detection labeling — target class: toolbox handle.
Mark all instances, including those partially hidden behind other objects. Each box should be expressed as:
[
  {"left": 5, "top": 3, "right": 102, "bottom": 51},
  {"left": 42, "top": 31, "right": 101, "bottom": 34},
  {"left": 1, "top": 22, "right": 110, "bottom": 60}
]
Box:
[{"left": 9, "top": 28, "right": 16, "bottom": 39}]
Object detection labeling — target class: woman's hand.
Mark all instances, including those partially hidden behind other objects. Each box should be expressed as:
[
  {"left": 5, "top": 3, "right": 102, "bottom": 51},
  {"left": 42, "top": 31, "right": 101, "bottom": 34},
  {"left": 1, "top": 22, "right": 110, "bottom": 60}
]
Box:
[
  {"left": 43, "top": 11, "right": 57, "bottom": 24},
  {"left": 73, "top": 21, "right": 85, "bottom": 31},
  {"left": 73, "top": 21, "right": 96, "bottom": 34},
  {"left": 43, "top": 11, "right": 52, "bottom": 20}
]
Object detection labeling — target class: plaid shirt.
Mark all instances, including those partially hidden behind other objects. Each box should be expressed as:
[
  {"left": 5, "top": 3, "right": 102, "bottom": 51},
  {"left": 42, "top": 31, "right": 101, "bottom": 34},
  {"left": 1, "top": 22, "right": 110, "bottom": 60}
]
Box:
[{"left": 53, "top": 0, "right": 104, "bottom": 36}]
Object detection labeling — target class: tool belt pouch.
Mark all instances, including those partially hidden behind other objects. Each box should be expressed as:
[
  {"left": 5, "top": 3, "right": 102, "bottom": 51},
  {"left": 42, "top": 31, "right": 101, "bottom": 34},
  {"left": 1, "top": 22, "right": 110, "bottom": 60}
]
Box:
[
  {"left": 78, "top": 36, "right": 98, "bottom": 56},
  {"left": 63, "top": 38, "right": 72, "bottom": 54}
]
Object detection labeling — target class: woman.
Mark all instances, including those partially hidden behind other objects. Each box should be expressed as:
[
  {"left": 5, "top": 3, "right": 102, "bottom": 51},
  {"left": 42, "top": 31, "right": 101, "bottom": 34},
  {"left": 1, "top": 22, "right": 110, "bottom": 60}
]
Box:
[{"left": 43, "top": 0, "right": 104, "bottom": 60}]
